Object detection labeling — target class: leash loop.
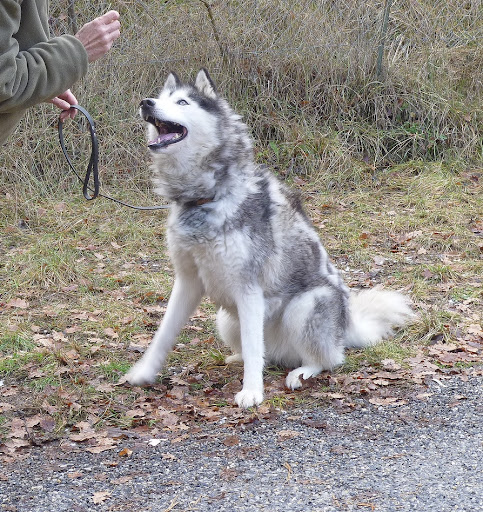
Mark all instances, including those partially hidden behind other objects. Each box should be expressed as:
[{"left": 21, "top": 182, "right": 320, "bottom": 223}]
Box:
[{"left": 58, "top": 105, "right": 170, "bottom": 210}]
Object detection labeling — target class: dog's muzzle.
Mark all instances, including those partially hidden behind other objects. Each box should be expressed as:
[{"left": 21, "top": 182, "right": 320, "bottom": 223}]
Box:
[{"left": 140, "top": 98, "right": 188, "bottom": 150}]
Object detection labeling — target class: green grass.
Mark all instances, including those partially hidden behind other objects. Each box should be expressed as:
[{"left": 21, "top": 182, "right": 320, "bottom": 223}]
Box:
[
  {"left": 0, "top": 334, "right": 36, "bottom": 354},
  {"left": 340, "top": 340, "right": 415, "bottom": 374},
  {"left": 0, "top": 351, "right": 53, "bottom": 377},
  {"left": 99, "top": 361, "right": 132, "bottom": 382}
]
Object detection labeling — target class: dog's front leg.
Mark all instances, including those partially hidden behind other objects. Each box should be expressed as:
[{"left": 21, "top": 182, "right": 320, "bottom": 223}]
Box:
[
  {"left": 125, "top": 276, "right": 204, "bottom": 386},
  {"left": 234, "top": 287, "right": 265, "bottom": 408}
]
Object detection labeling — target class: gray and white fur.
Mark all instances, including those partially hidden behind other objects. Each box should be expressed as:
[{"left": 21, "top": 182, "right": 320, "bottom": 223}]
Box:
[{"left": 126, "top": 69, "right": 414, "bottom": 408}]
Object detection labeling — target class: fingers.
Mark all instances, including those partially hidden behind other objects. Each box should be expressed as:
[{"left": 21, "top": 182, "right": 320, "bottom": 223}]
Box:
[
  {"left": 50, "top": 90, "right": 78, "bottom": 120},
  {"left": 98, "top": 10, "right": 120, "bottom": 24},
  {"left": 75, "top": 10, "right": 121, "bottom": 63},
  {"left": 57, "top": 89, "right": 78, "bottom": 106},
  {"left": 94, "top": 10, "right": 121, "bottom": 36},
  {"left": 59, "top": 108, "right": 76, "bottom": 121},
  {"left": 51, "top": 96, "right": 70, "bottom": 110}
]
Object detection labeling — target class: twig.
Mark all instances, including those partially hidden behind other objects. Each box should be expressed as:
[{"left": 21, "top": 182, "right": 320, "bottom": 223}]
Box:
[
  {"left": 67, "top": 0, "right": 78, "bottom": 34},
  {"left": 376, "top": 0, "right": 393, "bottom": 79},
  {"left": 198, "top": 0, "right": 227, "bottom": 62},
  {"left": 163, "top": 499, "right": 180, "bottom": 512}
]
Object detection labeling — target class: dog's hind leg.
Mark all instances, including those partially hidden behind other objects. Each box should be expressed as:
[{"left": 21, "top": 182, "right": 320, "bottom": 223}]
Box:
[
  {"left": 281, "top": 286, "right": 346, "bottom": 390},
  {"left": 125, "top": 276, "right": 204, "bottom": 386}
]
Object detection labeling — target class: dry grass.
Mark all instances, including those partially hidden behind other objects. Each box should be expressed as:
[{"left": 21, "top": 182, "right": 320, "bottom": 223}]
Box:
[{"left": 1, "top": 0, "right": 481, "bottom": 188}]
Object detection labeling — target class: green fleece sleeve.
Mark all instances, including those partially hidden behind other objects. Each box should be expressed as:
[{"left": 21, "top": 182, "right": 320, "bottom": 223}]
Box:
[{"left": 0, "top": 0, "right": 89, "bottom": 114}]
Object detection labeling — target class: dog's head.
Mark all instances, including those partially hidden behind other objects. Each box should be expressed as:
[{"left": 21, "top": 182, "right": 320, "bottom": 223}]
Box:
[{"left": 140, "top": 69, "right": 221, "bottom": 155}]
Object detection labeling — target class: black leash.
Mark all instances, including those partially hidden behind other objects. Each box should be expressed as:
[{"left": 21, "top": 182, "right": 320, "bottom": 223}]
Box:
[{"left": 58, "top": 105, "right": 170, "bottom": 211}]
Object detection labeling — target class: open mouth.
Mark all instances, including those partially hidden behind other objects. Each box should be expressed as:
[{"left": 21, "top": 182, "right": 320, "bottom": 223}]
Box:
[{"left": 144, "top": 115, "right": 187, "bottom": 149}]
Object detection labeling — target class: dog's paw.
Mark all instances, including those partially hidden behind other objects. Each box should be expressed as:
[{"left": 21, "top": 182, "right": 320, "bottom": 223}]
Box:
[
  {"left": 285, "top": 371, "right": 303, "bottom": 390},
  {"left": 235, "top": 388, "right": 264, "bottom": 408},
  {"left": 225, "top": 353, "right": 243, "bottom": 364},
  {"left": 285, "top": 366, "right": 323, "bottom": 390},
  {"left": 123, "top": 362, "right": 158, "bottom": 386}
]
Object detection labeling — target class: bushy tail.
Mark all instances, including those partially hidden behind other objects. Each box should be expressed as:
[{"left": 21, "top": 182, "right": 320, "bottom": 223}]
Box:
[{"left": 345, "top": 288, "right": 415, "bottom": 348}]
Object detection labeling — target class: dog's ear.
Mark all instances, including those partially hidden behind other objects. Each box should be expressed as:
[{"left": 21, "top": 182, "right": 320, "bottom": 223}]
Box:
[
  {"left": 163, "top": 72, "right": 181, "bottom": 92},
  {"left": 195, "top": 69, "right": 217, "bottom": 99}
]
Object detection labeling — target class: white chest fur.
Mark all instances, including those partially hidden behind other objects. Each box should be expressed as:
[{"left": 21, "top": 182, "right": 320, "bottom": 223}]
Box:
[{"left": 168, "top": 209, "right": 253, "bottom": 309}]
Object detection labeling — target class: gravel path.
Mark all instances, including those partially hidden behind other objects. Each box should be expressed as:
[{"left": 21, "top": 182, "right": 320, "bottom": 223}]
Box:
[{"left": 1, "top": 376, "right": 482, "bottom": 512}]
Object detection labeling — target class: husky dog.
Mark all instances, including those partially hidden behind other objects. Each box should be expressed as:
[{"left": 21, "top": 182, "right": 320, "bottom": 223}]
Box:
[{"left": 126, "top": 69, "right": 413, "bottom": 408}]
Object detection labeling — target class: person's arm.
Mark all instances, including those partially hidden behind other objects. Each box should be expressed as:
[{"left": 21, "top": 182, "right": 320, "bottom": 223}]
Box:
[
  {"left": 0, "top": 3, "right": 119, "bottom": 116},
  {"left": 0, "top": 0, "right": 88, "bottom": 113}
]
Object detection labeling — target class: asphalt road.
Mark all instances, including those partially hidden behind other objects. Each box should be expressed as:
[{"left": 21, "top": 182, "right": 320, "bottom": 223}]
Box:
[{"left": 1, "top": 376, "right": 482, "bottom": 512}]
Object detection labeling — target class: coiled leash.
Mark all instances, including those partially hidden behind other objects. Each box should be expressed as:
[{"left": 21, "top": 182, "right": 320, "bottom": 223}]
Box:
[{"left": 58, "top": 104, "right": 170, "bottom": 210}]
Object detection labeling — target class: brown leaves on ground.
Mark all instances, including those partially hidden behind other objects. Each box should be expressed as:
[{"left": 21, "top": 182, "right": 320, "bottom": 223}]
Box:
[{"left": 1, "top": 325, "right": 481, "bottom": 463}]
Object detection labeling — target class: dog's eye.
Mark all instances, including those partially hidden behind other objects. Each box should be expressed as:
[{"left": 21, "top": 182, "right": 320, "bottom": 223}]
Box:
[{"left": 177, "top": 99, "right": 189, "bottom": 106}]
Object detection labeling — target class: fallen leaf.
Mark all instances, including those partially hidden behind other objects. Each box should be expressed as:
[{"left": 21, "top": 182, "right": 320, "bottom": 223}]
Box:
[
  {"left": 283, "top": 461, "right": 294, "bottom": 481},
  {"left": 95, "top": 383, "right": 115, "bottom": 393},
  {"left": 219, "top": 468, "right": 238, "bottom": 481},
  {"left": 156, "top": 409, "right": 179, "bottom": 426},
  {"left": 372, "top": 379, "right": 391, "bottom": 386},
  {"left": 278, "top": 430, "right": 300, "bottom": 440},
  {"left": 301, "top": 420, "right": 328, "bottom": 430},
  {"left": 67, "top": 472, "right": 83, "bottom": 479},
  {"left": 381, "top": 359, "right": 402, "bottom": 371},
  {"left": 369, "top": 397, "right": 408, "bottom": 407},
  {"left": 170, "top": 376, "right": 190, "bottom": 386},
  {"left": 371, "top": 371, "right": 403, "bottom": 381},
  {"left": 330, "top": 445, "right": 349, "bottom": 455},
  {"left": 373, "top": 256, "right": 386, "bottom": 266},
  {"left": 103, "top": 327, "right": 118, "bottom": 339},
  {"left": 111, "top": 475, "right": 133, "bottom": 484},
  {"left": 468, "top": 324, "right": 483, "bottom": 337},
  {"left": 6, "top": 298, "right": 29, "bottom": 309},
  {"left": 4, "top": 438, "right": 30, "bottom": 450},
  {"left": 126, "top": 408, "right": 146, "bottom": 419},
  {"left": 86, "top": 442, "right": 117, "bottom": 454},
  {"left": 92, "top": 491, "right": 111, "bottom": 504},
  {"left": 147, "top": 439, "right": 163, "bottom": 447},
  {"left": 223, "top": 435, "right": 240, "bottom": 447},
  {"left": 415, "top": 393, "right": 433, "bottom": 400},
  {"left": 166, "top": 386, "right": 185, "bottom": 400}
]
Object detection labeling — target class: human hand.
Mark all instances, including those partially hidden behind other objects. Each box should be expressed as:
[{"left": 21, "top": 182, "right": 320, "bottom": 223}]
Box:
[
  {"left": 75, "top": 10, "right": 121, "bottom": 63},
  {"left": 49, "top": 89, "right": 78, "bottom": 121}
]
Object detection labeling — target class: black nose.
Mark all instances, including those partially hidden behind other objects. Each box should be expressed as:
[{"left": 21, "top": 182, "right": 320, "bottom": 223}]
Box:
[{"left": 140, "top": 98, "right": 156, "bottom": 108}]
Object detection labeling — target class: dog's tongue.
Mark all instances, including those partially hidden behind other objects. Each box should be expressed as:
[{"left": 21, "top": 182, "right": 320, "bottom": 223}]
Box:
[{"left": 149, "top": 133, "right": 177, "bottom": 146}]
